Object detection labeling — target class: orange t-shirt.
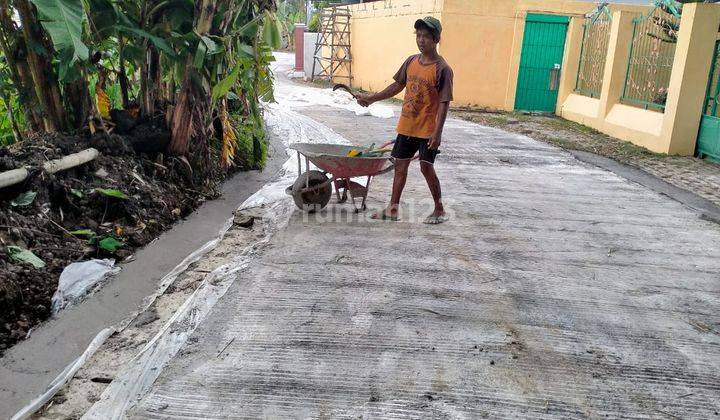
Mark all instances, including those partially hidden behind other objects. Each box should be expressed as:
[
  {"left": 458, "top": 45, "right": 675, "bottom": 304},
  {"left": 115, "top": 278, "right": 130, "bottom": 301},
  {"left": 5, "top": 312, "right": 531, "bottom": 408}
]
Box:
[{"left": 394, "top": 55, "right": 454, "bottom": 139}]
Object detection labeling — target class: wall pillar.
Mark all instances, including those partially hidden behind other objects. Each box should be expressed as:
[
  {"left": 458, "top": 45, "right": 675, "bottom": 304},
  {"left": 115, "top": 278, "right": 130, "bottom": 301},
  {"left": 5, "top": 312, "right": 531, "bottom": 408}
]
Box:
[
  {"left": 660, "top": 3, "right": 720, "bottom": 155},
  {"left": 598, "top": 11, "right": 635, "bottom": 119},
  {"left": 294, "top": 24, "right": 307, "bottom": 72},
  {"left": 556, "top": 16, "right": 585, "bottom": 115},
  {"left": 503, "top": 10, "right": 527, "bottom": 111}
]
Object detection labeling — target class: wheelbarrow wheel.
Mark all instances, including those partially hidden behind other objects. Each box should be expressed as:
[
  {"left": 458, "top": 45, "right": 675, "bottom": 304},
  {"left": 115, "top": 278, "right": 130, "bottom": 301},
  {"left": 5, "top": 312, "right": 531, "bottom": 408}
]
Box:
[{"left": 291, "top": 170, "right": 332, "bottom": 212}]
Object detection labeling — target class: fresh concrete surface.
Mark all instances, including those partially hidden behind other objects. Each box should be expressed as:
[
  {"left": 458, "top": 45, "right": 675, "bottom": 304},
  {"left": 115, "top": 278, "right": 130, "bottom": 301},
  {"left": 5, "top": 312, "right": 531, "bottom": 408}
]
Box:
[{"left": 117, "top": 106, "right": 720, "bottom": 418}]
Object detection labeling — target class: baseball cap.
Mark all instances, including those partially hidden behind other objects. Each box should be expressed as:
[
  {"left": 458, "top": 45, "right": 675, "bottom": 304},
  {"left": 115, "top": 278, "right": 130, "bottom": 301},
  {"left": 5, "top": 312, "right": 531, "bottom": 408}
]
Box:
[{"left": 414, "top": 16, "right": 442, "bottom": 37}]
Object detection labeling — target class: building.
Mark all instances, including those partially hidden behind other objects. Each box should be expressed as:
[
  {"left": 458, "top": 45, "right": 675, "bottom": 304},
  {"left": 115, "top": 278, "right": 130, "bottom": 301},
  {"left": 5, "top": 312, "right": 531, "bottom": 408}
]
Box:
[{"left": 339, "top": 0, "right": 720, "bottom": 158}]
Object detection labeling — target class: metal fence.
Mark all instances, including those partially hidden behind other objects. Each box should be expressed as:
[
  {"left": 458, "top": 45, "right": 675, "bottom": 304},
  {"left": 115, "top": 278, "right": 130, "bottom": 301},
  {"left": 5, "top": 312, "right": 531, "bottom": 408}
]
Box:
[
  {"left": 621, "top": 4, "right": 681, "bottom": 112},
  {"left": 704, "top": 41, "right": 720, "bottom": 118},
  {"left": 575, "top": 9, "right": 612, "bottom": 98}
]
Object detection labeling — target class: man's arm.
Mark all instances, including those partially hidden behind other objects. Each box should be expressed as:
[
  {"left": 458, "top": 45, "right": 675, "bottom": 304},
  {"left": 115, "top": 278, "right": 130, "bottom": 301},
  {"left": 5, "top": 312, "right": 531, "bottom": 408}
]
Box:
[
  {"left": 356, "top": 82, "right": 404, "bottom": 107},
  {"left": 428, "top": 101, "right": 450, "bottom": 150}
]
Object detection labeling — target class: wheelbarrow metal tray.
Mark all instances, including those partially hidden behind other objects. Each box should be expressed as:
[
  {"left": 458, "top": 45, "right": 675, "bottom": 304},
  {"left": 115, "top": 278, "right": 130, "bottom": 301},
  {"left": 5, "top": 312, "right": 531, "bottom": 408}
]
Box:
[{"left": 290, "top": 143, "right": 391, "bottom": 178}]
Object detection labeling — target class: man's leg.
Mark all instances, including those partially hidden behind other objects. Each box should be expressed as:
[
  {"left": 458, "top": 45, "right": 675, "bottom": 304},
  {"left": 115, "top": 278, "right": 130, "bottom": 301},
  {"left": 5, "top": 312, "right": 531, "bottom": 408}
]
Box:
[
  {"left": 420, "top": 161, "right": 445, "bottom": 218},
  {"left": 372, "top": 135, "right": 416, "bottom": 220},
  {"left": 386, "top": 158, "right": 411, "bottom": 217}
]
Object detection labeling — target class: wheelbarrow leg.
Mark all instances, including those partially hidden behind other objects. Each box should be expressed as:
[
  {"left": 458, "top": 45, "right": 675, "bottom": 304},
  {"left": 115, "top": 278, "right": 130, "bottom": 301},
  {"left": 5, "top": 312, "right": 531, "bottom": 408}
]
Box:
[
  {"left": 305, "top": 156, "right": 310, "bottom": 189},
  {"left": 346, "top": 181, "right": 359, "bottom": 212},
  {"left": 333, "top": 179, "right": 343, "bottom": 202},
  {"left": 358, "top": 176, "right": 372, "bottom": 212},
  {"left": 346, "top": 177, "right": 371, "bottom": 213}
]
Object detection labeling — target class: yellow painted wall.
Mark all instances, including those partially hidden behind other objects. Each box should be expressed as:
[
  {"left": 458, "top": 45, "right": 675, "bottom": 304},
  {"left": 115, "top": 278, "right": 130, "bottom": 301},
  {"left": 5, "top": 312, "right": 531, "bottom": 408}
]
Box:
[
  {"left": 559, "top": 4, "right": 720, "bottom": 155},
  {"left": 348, "top": 0, "right": 645, "bottom": 108},
  {"left": 347, "top": 0, "right": 444, "bottom": 93},
  {"left": 345, "top": 0, "right": 719, "bottom": 155},
  {"left": 660, "top": 3, "right": 720, "bottom": 155},
  {"left": 440, "top": 1, "right": 521, "bottom": 108}
]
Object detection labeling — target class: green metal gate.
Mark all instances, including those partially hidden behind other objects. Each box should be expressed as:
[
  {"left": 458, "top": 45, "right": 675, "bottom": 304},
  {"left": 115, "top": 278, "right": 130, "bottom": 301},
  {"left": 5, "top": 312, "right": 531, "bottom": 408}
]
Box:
[
  {"left": 515, "top": 14, "right": 570, "bottom": 113},
  {"left": 698, "top": 41, "right": 720, "bottom": 162}
]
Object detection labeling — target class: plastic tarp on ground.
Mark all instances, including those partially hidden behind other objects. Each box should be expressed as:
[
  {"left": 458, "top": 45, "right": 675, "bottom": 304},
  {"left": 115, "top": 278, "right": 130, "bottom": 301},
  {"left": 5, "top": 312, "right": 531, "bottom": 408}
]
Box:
[
  {"left": 51, "top": 259, "right": 121, "bottom": 314},
  {"left": 274, "top": 51, "right": 395, "bottom": 120}
]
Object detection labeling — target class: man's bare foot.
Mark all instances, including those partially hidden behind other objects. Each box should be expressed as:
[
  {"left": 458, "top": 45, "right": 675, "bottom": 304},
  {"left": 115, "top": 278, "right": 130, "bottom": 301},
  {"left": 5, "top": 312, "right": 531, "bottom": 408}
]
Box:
[
  {"left": 371, "top": 207, "right": 399, "bottom": 221},
  {"left": 423, "top": 210, "right": 448, "bottom": 225}
]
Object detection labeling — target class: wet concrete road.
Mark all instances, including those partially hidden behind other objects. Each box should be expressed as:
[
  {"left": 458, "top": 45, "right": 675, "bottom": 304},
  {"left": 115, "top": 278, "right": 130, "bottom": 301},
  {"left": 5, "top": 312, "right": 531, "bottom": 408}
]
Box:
[{"left": 110, "top": 106, "right": 720, "bottom": 418}]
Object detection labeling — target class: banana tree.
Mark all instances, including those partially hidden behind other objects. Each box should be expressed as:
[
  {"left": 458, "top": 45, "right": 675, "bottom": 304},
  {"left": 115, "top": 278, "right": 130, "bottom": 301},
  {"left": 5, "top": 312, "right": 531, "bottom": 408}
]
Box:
[
  {"left": 0, "top": 60, "right": 23, "bottom": 144},
  {"left": 0, "top": 0, "right": 280, "bottom": 174},
  {"left": 165, "top": 0, "right": 281, "bottom": 158}
]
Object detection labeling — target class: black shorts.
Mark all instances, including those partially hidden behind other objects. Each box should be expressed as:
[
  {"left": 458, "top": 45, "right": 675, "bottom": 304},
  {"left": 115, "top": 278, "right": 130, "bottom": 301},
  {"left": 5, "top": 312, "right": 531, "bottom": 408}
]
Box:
[{"left": 391, "top": 134, "right": 439, "bottom": 164}]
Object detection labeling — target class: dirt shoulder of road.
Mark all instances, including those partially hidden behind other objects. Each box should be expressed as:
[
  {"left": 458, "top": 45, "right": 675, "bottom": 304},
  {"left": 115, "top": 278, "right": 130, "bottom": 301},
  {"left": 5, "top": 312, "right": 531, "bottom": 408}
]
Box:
[
  {"left": 31, "top": 206, "right": 272, "bottom": 419},
  {"left": 451, "top": 108, "right": 720, "bottom": 209}
]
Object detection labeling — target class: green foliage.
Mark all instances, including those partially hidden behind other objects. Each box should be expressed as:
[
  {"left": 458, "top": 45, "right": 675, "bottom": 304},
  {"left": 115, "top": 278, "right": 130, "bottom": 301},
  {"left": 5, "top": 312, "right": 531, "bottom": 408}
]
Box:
[
  {"left": 308, "top": 13, "right": 320, "bottom": 32},
  {"left": 0, "top": 55, "right": 24, "bottom": 146},
  {"left": 308, "top": 0, "right": 329, "bottom": 32},
  {"left": 7, "top": 246, "right": 46, "bottom": 268},
  {"left": 263, "top": 12, "right": 283, "bottom": 50},
  {"left": 10, "top": 191, "right": 37, "bottom": 207},
  {"left": 0, "top": 0, "right": 279, "bottom": 172},
  {"left": 0, "top": 117, "right": 14, "bottom": 146},
  {"left": 29, "top": 0, "right": 89, "bottom": 80},
  {"left": 232, "top": 112, "right": 267, "bottom": 169},
  {"left": 94, "top": 188, "right": 129, "bottom": 199},
  {"left": 69, "top": 229, "right": 95, "bottom": 236},
  {"left": 98, "top": 236, "right": 124, "bottom": 253},
  {"left": 276, "top": 0, "right": 306, "bottom": 47},
  {"left": 86, "top": 234, "right": 124, "bottom": 253}
]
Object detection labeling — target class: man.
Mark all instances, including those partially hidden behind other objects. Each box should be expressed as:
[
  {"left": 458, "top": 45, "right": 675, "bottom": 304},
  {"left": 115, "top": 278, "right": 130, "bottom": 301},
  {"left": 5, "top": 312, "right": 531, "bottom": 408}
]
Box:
[{"left": 356, "top": 16, "right": 453, "bottom": 224}]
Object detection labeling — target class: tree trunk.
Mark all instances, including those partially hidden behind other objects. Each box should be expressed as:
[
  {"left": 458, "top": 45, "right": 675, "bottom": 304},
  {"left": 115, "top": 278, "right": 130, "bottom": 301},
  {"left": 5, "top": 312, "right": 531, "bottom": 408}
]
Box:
[
  {"left": 0, "top": 1, "right": 42, "bottom": 131},
  {"left": 118, "top": 36, "right": 130, "bottom": 109},
  {"left": 140, "top": 46, "right": 163, "bottom": 117},
  {"left": 150, "top": 48, "right": 162, "bottom": 106},
  {"left": 140, "top": 48, "right": 153, "bottom": 117},
  {"left": 138, "top": 0, "right": 155, "bottom": 118},
  {"left": 1, "top": 90, "right": 23, "bottom": 143},
  {"left": 14, "top": 62, "right": 44, "bottom": 130},
  {"left": 65, "top": 71, "right": 94, "bottom": 130},
  {"left": 167, "top": 78, "right": 176, "bottom": 104},
  {"left": 168, "top": 68, "right": 194, "bottom": 155},
  {"left": 14, "top": 0, "right": 67, "bottom": 132},
  {"left": 168, "top": 0, "right": 217, "bottom": 155}
]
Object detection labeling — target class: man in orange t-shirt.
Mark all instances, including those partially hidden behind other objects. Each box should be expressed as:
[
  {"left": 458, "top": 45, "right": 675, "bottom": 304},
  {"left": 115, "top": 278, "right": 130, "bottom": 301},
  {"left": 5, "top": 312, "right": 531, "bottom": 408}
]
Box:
[{"left": 357, "top": 16, "right": 453, "bottom": 224}]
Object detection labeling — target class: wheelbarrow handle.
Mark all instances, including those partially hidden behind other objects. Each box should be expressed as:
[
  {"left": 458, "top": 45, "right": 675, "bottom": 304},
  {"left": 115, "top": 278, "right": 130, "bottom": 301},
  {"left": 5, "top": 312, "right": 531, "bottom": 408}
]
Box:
[
  {"left": 371, "top": 153, "right": 428, "bottom": 177},
  {"left": 379, "top": 139, "right": 395, "bottom": 150},
  {"left": 373, "top": 163, "right": 397, "bottom": 177}
]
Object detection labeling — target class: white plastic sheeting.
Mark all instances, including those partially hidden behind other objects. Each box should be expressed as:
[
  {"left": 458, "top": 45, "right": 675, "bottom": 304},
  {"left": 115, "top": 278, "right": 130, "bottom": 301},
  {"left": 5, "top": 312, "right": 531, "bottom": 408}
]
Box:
[
  {"left": 14, "top": 52, "right": 379, "bottom": 420},
  {"left": 82, "top": 202, "right": 292, "bottom": 420},
  {"left": 280, "top": 85, "right": 395, "bottom": 119},
  {"left": 241, "top": 103, "right": 353, "bottom": 209},
  {"left": 273, "top": 51, "right": 395, "bottom": 120},
  {"left": 79, "top": 93, "right": 359, "bottom": 419},
  {"left": 10, "top": 328, "right": 114, "bottom": 420},
  {"left": 51, "top": 259, "right": 121, "bottom": 314}
]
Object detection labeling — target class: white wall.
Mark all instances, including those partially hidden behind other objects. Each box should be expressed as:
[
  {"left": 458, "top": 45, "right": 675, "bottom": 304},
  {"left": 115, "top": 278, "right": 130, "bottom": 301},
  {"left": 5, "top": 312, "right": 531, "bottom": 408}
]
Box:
[{"left": 304, "top": 32, "right": 321, "bottom": 77}]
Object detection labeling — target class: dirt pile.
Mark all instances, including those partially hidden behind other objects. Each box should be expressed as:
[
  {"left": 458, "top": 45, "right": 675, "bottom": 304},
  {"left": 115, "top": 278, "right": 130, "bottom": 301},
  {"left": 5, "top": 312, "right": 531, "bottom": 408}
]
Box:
[{"left": 0, "top": 126, "right": 236, "bottom": 354}]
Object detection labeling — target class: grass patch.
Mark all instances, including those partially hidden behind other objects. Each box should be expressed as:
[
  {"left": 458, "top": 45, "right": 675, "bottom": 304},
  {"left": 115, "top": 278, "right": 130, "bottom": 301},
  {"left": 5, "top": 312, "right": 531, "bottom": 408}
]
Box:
[{"left": 452, "top": 107, "right": 667, "bottom": 162}]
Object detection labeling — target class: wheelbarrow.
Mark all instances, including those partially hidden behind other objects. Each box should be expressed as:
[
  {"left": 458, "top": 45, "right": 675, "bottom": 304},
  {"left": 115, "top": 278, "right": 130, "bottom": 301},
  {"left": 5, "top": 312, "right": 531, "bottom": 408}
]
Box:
[{"left": 286, "top": 143, "right": 395, "bottom": 212}]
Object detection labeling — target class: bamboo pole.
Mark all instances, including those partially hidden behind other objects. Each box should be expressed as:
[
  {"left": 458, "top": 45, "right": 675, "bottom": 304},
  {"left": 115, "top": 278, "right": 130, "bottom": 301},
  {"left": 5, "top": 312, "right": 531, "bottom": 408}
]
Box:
[{"left": 0, "top": 148, "right": 99, "bottom": 190}]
